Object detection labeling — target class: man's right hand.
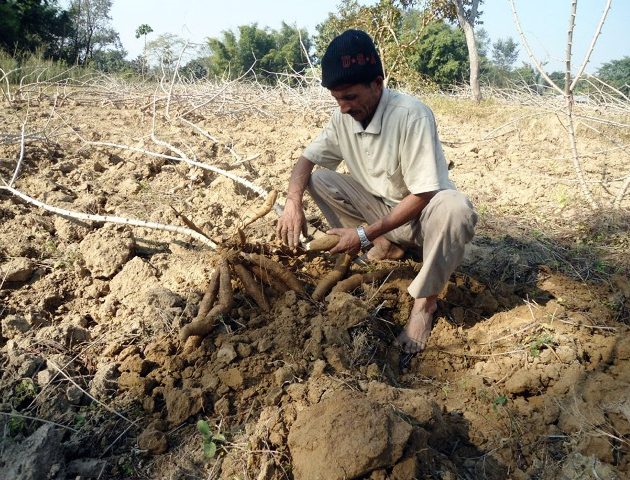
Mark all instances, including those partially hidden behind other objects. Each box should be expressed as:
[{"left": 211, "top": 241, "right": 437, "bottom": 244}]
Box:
[{"left": 277, "top": 199, "right": 307, "bottom": 249}]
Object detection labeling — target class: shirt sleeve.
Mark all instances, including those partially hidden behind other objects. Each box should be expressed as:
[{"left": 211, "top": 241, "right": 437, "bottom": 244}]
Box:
[
  {"left": 302, "top": 113, "right": 343, "bottom": 170},
  {"left": 400, "top": 111, "right": 453, "bottom": 195}
]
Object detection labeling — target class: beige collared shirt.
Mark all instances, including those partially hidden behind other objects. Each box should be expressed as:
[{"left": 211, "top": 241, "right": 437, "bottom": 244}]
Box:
[{"left": 303, "top": 88, "right": 455, "bottom": 206}]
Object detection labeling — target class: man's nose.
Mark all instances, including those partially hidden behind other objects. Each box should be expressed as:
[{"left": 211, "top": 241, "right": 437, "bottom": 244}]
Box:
[{"left": 338, "top": 100, "right": 351, "bottom": 114}]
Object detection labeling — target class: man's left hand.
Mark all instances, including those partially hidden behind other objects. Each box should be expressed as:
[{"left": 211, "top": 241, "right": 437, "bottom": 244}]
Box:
[{"left": 327, "top": 227, "right": 362, "bottom": 255}]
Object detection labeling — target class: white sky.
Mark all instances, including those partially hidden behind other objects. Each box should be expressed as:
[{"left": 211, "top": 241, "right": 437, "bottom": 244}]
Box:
[{"left": 110, "top": 0, "right": 629, "bottom": 73}]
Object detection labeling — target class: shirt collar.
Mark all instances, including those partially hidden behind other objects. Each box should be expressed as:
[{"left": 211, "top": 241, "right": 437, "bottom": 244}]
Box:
[{"left": 352, "top": 88, "right": 390, "bottom": 135}]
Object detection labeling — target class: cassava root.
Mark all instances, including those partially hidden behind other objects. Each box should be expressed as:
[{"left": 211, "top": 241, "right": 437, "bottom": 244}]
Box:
[
  {"left": 305, "top": 234, "right": 339, "bottom": 252},
  {"left": 180, "top": 259, "right": 233, "bottom": 341},
  {"left": 312, "top": 253, "right": 352, "bottom": 301}
]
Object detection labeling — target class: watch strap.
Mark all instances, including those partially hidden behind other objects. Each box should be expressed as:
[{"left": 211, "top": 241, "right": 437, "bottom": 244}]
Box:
[{"left": 356, "top": 226, "right": 371, "bottom": 249}]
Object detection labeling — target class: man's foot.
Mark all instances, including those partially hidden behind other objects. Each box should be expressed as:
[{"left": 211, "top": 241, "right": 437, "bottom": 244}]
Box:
[
  {"left": 396, "top": 296, "right": 438, "bottom": 354},
  {"left": 367, "top": 236, "right": 405, "bottom": 261}
]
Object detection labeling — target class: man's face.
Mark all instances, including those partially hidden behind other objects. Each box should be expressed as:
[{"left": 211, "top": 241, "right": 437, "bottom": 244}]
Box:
[{"left": 330, "top": 78, "right": 383, "bottom": 127}]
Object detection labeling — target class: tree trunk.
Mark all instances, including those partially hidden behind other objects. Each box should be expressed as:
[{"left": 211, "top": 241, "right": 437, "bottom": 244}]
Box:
[
  {"left": 460, "top": 19, "right": 481, "bottom": 101},
  {"left": 454, "top": 0, "right": 482, "bottom": 102}
]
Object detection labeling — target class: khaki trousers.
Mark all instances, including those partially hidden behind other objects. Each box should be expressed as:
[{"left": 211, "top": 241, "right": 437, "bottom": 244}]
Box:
[{"left": 307, "top": 169, "right": 477, "bottom": 298}]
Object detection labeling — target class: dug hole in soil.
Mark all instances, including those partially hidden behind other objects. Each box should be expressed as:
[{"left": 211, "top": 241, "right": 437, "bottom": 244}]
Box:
[{"left": 1, "top": 81, "right": 629, "bottom": 479}]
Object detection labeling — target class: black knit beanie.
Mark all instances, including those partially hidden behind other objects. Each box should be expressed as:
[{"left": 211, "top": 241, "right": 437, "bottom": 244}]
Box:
[{"left": 321, "top": 29, "right": 384, "bottom": 89}]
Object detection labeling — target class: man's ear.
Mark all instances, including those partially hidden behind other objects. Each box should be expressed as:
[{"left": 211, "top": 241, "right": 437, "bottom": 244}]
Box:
[{"left": 373, "top": 76, "right": 384, "bottom": 89}]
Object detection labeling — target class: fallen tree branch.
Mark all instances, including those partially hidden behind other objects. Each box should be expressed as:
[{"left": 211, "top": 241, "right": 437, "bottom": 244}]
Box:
[{"left": 0, "top": 183, "right": 217, "bottom": 248}]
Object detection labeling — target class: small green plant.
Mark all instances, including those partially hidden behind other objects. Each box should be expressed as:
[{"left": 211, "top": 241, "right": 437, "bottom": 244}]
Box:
[
  {"left": 197, "top": 420, "right": 226, "bottom": 459},
  {"left": 13, "top": 379, "right": 37, "bottom": 406},
  {"left": 74, "top": 414, "right": 87, "bottom": 429},
  {"left": 493, "top": 395, "right": 508, "bottom": 407},
  {"left": 529, "top": 333, "right": 555, "bottom": 357},
  {"left": 120, "top": 460, "right": 134, "bottom": 477},
  {"left": 8, "top": 414, "right": 26, "bottom": 436}
]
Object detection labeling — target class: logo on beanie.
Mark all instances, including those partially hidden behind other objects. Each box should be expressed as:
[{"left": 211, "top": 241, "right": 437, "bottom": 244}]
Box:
[{"left": 341, "top": 53, "right": 378, "bottom": 68}]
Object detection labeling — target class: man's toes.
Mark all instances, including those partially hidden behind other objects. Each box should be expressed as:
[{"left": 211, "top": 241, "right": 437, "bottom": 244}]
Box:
[
  {"left": 396, "top": 332, "right": 424, "bottom": 354},
  {"left": 403, "top": 339, "right": 424, "bottom": 354}
]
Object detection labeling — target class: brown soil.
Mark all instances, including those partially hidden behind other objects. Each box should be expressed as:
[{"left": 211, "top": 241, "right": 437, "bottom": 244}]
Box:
[{"left": 1, "top": 81, "right": 629, "bottom": 480}]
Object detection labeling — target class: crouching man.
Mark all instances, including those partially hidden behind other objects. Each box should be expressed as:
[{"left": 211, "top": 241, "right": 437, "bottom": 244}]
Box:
[{"left": 277, "top": 29, "right": 477, "bottom": 353}]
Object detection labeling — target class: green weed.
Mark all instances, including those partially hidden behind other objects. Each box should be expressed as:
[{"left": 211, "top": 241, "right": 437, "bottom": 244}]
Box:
[
  {"left": 529, "top": 333, "right": 555, "bottom": 357},
  {"left": 197, "top": 420, "right": 226, "bottom": 459},
  {"left": 8, "top": 414, "right": 26, "bottom": 436},
  {"left": 13, "top": 379, "right": 37, "bottom": 406}
]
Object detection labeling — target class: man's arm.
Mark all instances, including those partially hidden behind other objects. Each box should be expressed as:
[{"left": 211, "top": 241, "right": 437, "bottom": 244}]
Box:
[
  {"left": 328, "top": 190, "right": 437, "bottom": 255},
  {"left": 277, "top": 156, "right": 316, "bottom": 248}
]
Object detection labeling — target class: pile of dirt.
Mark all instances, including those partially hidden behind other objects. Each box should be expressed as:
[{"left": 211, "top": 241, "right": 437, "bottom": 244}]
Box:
[{"left": 1, "top": 82, "right": 629, "bottom": 479}]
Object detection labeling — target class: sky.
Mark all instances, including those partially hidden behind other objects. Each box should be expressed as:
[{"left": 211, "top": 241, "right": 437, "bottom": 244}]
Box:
[{"left": 110, "top": 0, "right": 629, "bottom": 73}]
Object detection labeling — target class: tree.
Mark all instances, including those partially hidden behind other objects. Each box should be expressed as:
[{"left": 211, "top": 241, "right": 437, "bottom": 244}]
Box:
[
  {"left": 449, "top": 0, "right": 482, "bottom": 101},
  {"left": 596, "top": 56, "right": 630, "bottom": 96},
  {"left": 492, "top": 37, "right": 518, "bottom": 71},
  {"left": 145, "top": 33, "right": 186, "bottom": 75},
  {"left": 411, "top": 20, "right": 469, "bottom": 88},
  {"left": 0, "top": 0, "right": 71, "bottom": 58},
  {"left": 91, "top": 47, "right": 129, "bottom": 73},
  {"left": 206, "top": 23, "right": 311, "bottom": 83},
  {"left": 135, "top": 23, "right": 153, "bottom": 76},
  {"left": 67, "top": 0, "right": 119, "bottom": 65}
]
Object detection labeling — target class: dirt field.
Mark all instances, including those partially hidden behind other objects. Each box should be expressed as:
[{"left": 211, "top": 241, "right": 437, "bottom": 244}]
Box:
[{"left": 1, "top": 79, "right": 629, "bottom": 479}]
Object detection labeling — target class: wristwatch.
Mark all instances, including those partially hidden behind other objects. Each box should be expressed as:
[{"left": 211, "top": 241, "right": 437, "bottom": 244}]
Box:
[{"left": 356, "top": 226, "right": 372, "bottom": 249}]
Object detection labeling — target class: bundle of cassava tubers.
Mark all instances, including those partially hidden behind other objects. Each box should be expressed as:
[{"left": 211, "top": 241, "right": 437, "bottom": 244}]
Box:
[{"left": 180, "top": 197, "right": 393, "bottom": 342}]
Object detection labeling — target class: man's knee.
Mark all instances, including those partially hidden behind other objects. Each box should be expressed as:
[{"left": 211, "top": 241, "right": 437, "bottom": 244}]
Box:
[
  {"left": 429, "top": 190, "right": 477, "bottom": 240},
  {"left": 308, "top": 169, "right": 336, "bottom": 193}
]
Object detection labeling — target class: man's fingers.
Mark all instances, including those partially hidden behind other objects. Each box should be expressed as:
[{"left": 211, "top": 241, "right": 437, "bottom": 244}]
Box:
[{"left": 292, "top": 229, "right": 301, "bottom": 248}]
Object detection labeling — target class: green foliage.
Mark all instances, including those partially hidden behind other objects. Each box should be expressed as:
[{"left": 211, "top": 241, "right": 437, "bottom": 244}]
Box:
[
  {"left": 8, "top": 414, "right": 26, "bottom": 436},
  {"left": 528, "top": 333, "right": 555, "bottom": 358},
  {"left": 0, "top": 0, "right": 71, "bottom": 58},
  {"left": 491, "top": 37, "right": 518, "bottom": 71},
  {"left": 206, "top": 22, "right": 311, "bottom": 83},
  {"left": 546, "top": 71, "right": 566, "bottom": 91},
  {"left": 197, "top": 420, "right": 226, "bottom": 459},
  {"left": 0, "top": 49, "right": 99, "bottom": 87},
  {"left": 493, "top": 395, "right": 508, "bottom": 407},
  {"left": 66, "top": 0, "right": 119, "bottom": 65},
  {"left": 596, "top": 56, "right": 630, "bottom": 95},
  {"left": 182, "top": 58, "right": 209, "bottom": 80},
  {"left": 12, "top": 379, "right": 37, "bottom": 407},
  {"left": 90, "top": 48, "right": 129, "bottom": 73},
  {"left": 412, "top": 21, "right": 469, "bottom": 88},
  {"left": 135, "top": 24, "right": 153, "bottom": 40}
]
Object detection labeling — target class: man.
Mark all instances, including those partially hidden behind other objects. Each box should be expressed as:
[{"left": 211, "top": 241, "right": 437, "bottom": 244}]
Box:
[{"left": 277, "top": 29, "right": 477, "bottom": 354}]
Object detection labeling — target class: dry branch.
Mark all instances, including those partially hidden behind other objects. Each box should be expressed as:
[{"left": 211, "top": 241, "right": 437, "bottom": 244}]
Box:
[
  {"left": 508, "top": 0, "right": 612, "bottom": 210},
  {"left": 0, "top": 183, "right": 217, "bottom": 248}
]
